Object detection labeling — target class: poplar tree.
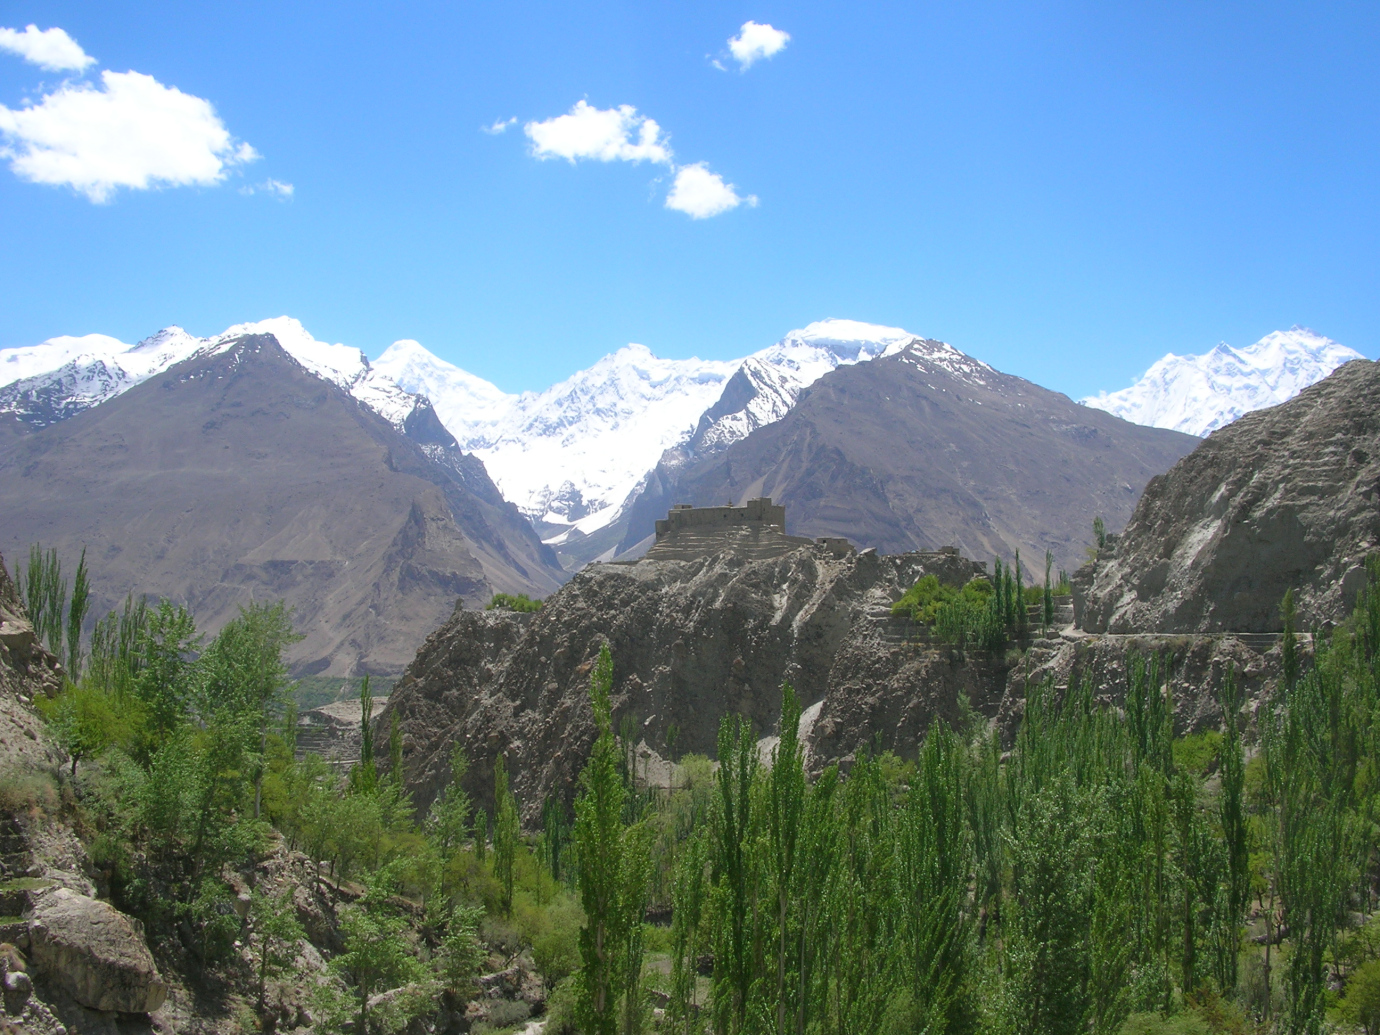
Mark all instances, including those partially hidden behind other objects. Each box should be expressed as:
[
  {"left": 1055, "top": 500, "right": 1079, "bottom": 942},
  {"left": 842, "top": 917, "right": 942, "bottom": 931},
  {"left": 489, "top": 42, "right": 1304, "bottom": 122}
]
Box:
[
  {"left": 494, "top": 754, "right": 519, "bottom": 915},
  {"left": 574, "top": 645, "right": 633, "bottom": 1035}
]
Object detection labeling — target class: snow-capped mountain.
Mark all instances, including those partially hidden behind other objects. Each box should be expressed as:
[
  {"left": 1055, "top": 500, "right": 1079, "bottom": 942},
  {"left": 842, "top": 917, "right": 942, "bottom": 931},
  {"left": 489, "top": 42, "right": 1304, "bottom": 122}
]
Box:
[
  {"left": 689, "top": 320, "right": 917, "bottom": 455},
  {"left": 379, "top": 342, "right": 739, "bottom": 533},
  {"left": 1081, "top": 327, "right": 1364, "bottom": 437},
  {"left": 375, "top": 318, "right": 920, "bottom": 540},
  {"left": 0, "top": 317, "right": 417, "bottom": 430},
  {"left": 4, "top": 314, "right": 920, "bottom": 562}
]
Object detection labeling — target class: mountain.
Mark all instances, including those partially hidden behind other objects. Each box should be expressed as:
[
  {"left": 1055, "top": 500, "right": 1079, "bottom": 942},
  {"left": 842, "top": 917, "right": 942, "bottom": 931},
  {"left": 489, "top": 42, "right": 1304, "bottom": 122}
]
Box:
[
  {"left": 1078, "top": 357, "right": 1380, "bottom": 634},
  {"left": 618, "top": 337, "right": 1199, "bottom": 573},
  {"left": 0, "top": 334, "right": 565, "bottom": 677},
  {"left": 1081, "top": 327, "right": 1364, "bottom": 437},
  {"left": 375, "top": 319, "right": 917, "bottom": 567},
  {"left": 0, "top": 317, "right": 418, "bottom": 432}
]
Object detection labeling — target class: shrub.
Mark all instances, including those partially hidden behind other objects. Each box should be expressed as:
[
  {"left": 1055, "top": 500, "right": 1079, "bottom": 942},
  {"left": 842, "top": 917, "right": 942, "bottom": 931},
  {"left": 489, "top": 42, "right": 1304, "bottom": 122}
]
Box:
[
  {"left": 543, "top": 976, "right": 579, "bottom": 1035},
  {"left": 485, "top": 594, "right": 543, "bottom": 613},
  {"left": 530, "top": 893, "right": 583, "bottom": 982},
  {"left": 475, "top": 997, "right": 530, "bottom": 1033}
]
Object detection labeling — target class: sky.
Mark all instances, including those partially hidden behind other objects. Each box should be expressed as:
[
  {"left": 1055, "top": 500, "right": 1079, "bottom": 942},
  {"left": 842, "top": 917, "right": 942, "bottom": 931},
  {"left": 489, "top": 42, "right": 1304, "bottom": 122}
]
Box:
[{"left": 0, "top": 1, "right": 1376, "bottom": 398}]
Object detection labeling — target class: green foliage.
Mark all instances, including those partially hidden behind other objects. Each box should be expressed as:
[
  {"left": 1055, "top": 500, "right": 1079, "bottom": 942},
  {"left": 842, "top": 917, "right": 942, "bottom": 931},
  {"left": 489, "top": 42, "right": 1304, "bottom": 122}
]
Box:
[
  {"left": 1172, "top": 731, "right": 1223, "bottom": 776},
  {"left": 486, "top": 593, "right": 544, "bottom": 612},
  {"left": 1094, "top": 515, "right": 1108, "bottom": 550},
  {"left": 571, "top": 643, "right": 652, "bottom": 1035},
  {"left": 18, "top": 544, "right": 66, "bottom": 661},
  {"left": 1342, "top": 959, "right": 1380, "bottom": 1035},
  {"left": 352, "top": 675, "right": 378, "bottom": 794},
  {"left": 438, "top": 903, "right": 486, "bottom": 997}
]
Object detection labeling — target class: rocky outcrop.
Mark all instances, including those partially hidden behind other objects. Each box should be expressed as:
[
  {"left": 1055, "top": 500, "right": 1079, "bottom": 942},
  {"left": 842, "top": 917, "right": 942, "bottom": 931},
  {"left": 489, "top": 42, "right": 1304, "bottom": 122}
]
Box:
[
  {"left": 1080, "top": 359, "right": 1380, "bottom": 634},
  {"left": 384, "top": 543, "right": 1009, "bottom": 818},
  {"left": 0, "top": 552, "right": 62, "bottom": 707},
  {"left": 28, "top": 888, "right": 167, "bottom": 1013}
]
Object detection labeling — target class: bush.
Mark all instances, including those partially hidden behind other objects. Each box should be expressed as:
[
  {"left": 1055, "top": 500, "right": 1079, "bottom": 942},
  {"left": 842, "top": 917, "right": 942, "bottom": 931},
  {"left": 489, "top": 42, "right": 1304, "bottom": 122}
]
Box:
[
  {"left": 0, "top": 771, "right": 59, "bottom": 815},
  {"left": 530, "top": 893, "right": 583, "bottom": 982},
  {"left": 543, "top": 976, "right": 579, "bottom": 1035},
  {"left": 1173, "top": 730, "right": 1223, "bottom": 776},
  {"left": 474, "top": 997, "right": 530, "bottom": 1033},
  {"left": 1342, "top": 959, "right": 1380, "bottom": 1035},
  {"left": 485, "top": 594, "right": 543, "bottom": 613}
]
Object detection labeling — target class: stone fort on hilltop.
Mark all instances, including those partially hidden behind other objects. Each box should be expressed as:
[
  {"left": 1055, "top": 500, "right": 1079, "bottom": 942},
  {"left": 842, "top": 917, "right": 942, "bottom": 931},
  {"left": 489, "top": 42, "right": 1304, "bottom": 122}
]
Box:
[{"left": 641, "top": 496, "right": 856, "bottom": 562}]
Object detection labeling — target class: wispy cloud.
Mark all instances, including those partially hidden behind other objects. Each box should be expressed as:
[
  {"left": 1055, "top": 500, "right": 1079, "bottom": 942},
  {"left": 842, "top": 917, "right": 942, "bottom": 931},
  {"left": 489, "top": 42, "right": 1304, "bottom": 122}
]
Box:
[
  {"left": 525, "top": 100, "right": 672, "bottom": 165},
  {"left": 665, "top": 163, "right": 756, "bottom": 219},
  {"left": 0, "top": 69, "right": 258, "bottom": 202},
  {"left": 241, "top": 178, "right": 293, "bottom": 199},
  {"left": 727, "top": 21, "right": 790, "bottom": 70},
  {"left": 481, "top": 116, "right": 517, "bottom": 135},
  {"left": 0, "top": 24, "right": 95, "bottom": 73}
]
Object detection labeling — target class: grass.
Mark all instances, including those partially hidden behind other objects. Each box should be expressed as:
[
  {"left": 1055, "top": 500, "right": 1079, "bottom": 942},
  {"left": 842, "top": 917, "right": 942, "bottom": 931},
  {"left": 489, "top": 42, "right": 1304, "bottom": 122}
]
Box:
[{"left": 0, "top": 879, "right": 54, "bottom": 892}]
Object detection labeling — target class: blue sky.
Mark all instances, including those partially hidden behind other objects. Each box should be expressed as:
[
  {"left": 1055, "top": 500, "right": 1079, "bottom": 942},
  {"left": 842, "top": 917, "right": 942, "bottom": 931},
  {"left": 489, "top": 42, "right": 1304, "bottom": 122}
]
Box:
[{"left": 0, "top": 1, "right": 1376, "bottom": 396}]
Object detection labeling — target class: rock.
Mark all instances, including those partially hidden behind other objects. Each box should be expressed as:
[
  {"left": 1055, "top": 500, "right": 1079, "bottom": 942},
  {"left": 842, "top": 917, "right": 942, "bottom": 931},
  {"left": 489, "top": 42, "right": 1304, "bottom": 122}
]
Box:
[
  {"left": 28, "top": 888, "right": 167, "bottom": 1014},
  {"left": 1081, "top": 359, "right": 1380, "bottom": 634},
  {"left": 4, "top": 969, "right": 30, "bottom": 994}
]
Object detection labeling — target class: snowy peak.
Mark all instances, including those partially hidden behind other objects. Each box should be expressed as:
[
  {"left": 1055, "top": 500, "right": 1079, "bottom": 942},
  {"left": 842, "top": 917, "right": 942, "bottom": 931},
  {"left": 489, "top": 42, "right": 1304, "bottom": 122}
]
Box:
[
  {"left": 0, "top": 317, "right": 421, "bottom": 432},
  {"left": 468, "top": 346, "right": 739, "bottom": 530},
  {"left": 685, "top": 320, "right": 923, "bottom": 460},
  {"left": 1081, "top": 326, "right": 1365, "bottom": 437},
  {"left": 373, "top": 339, "right": 516, "bottom": 440},
  {"left": 785, "top": 318, "right": 916, "bottom": 361},
  {"left": 891, "top": 337, "right": 994, "bottom": 384}
]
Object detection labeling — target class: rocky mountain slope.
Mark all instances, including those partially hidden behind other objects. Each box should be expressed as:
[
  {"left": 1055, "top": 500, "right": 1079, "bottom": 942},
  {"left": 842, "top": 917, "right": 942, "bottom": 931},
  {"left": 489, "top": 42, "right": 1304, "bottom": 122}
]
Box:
[
  {"left": 0, "top": 334, "right": 565, "bottom": 676},
  {"left": 617, "top": 338, "right": 1199, "bottom": 574},
  {"left": 1082, "top": 327, "right": 1364, "bottom": 437},
  {"left": 385, "top": 543, "right": 991, "bottom": 818},
  {"left": 1078, "top": 357, "right": 1380, "bottom": 634}
]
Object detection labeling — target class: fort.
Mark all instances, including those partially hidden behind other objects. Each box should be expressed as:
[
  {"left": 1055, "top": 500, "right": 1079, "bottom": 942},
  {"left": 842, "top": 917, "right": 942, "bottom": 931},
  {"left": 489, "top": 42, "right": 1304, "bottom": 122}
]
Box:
[{"left": 642, "top": 497, "right": 855, "bottom": 562}]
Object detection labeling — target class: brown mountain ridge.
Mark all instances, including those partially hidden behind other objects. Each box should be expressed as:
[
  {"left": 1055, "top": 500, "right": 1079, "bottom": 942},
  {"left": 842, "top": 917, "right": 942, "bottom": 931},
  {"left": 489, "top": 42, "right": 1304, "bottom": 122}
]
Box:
[{"left": 0, "top": 333, "right": 566, "bottom": 676}]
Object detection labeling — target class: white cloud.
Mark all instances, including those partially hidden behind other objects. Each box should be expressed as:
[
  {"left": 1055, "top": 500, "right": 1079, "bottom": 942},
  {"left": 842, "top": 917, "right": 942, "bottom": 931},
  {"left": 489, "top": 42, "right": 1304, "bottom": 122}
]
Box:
[
  {"left": 728, "top": 21, "right": 790, "bottom": 70},
  {"left": 242, "top": 178, "right": 293, "bottom": 199},
  {"left": 482, "top": 116, "right": 517, "bottom": 135},
  {"left": 665, "top": 162, "right": 756, "bottom": 219},
  {"left": 0, "top": 24, "right": 95, "bottom": 73},
  {"left": 0, "top": 69, "right": 258, "bottom": 202},
  {"left": 525, "top": 100, "right": 672, "bottom": 165}
]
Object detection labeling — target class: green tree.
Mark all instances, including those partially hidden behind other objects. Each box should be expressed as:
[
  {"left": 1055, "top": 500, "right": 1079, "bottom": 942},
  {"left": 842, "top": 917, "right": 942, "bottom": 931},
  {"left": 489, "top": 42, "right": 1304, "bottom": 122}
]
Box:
[
  {"left": 331, "top": 869, "right": 431, "bottom": 1035},
  {"left": 351, "top": 676, "right": 378, "bottom": 795},
  {"left": 249, "top": 887, "right": 306, "bottom": 1014},
  {"left": 573, "top": 644, "right": 640, "bottom": 1035},
  {"left": 494, "top": 753, "right": 519, "bottom": 916}
]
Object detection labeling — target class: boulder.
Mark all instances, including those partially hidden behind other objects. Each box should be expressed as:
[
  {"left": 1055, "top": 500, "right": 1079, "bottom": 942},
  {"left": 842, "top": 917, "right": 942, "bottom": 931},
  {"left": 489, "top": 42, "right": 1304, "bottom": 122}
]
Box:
[{"left": 28, "top": 888, "right": 166, "bottom": 1013}]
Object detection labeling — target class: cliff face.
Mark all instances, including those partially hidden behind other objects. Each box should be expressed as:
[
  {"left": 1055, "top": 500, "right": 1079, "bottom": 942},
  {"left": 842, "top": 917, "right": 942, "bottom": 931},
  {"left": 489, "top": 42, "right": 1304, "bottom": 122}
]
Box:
[
  {"left": 384, "top": 535, "right": 1303, "bottom": 822},
  {"left": 383, "top": 544, "right": 996, "bottom": 819},
  {"left": 1079, "top": 359, "right": 1380, "bottom": 634}
]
